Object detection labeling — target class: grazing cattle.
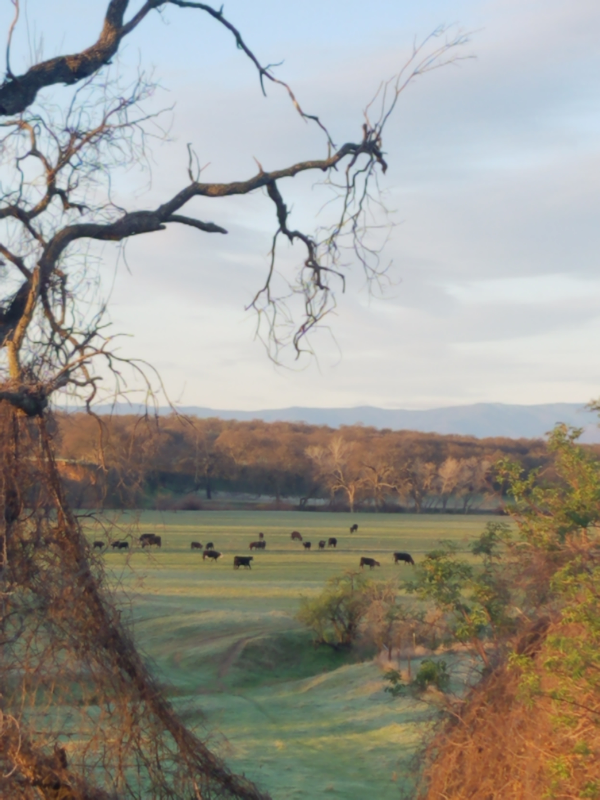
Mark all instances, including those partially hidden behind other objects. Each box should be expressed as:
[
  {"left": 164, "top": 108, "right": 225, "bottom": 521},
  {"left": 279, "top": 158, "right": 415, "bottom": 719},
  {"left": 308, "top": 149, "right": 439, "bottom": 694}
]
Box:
[
  {"left": 318, "top": 540, "right": 326, "bottom": 549},
  {"left": 205, "top": 542, "right": 214, "bottom": 550},
  {"left": 350, "top": 523, "right": 359, "bottom": 533},
  {"left": 234, "top": 555, "right": 253, "bottom": 570},
  {"left": 327, "top": 537, "right": 337, "bottom": 548},
  {"left": 360, "top": 556, "right": 380, "bottom": 569},
  {"left": 249, "top": 540, "right": 266, "bottom": 550},
  {"left": 93, "top": 540, "right": 105, "bottom": 549},
  {"left": 190, "top": 541, "right": 203, "bottom": 550},
  {"left": 303, "top": 541, "right": 312, "bottom": 550},
  {"left": 141, "top": 534, "right": 161, "bottom": 548},
  {"left": 258, "top": 532, "right": 264, "bottom": 540},
  {"left": 291, "top": 531, "right": 303, "bottom": 542},
  {"left": 203, "top": 549, "right": 222, "bottom": 562},
  {"left": 394, "top": 551, "right": 415, "bottom": 566},
  {"left": 111, "top": 540, "right": 129, "bottom": 550}
]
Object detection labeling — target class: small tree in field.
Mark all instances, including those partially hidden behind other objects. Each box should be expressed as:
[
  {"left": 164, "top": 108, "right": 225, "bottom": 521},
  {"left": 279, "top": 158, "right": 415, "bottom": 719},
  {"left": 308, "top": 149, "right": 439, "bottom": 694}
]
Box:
[
  {"left": 297, "top": 571, "right": 373, "bottom": 649},
  {"left": 0, "top": 3, "right": 470, "bottom": 797}
]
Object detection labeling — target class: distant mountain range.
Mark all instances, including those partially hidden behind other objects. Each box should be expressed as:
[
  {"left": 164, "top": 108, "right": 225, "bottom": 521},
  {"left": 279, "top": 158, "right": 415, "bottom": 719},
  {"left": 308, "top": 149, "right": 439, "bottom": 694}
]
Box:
[{"left": 89, "top": 402, "right": 600, "bottom": 442}]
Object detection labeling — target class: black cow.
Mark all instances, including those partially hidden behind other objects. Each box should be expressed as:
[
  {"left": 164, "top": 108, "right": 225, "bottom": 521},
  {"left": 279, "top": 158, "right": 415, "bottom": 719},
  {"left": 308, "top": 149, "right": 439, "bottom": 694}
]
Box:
[
  {"left": 191, "top": 541, "right": 203, "bottom": 550},
  {"left": 234, "top": 555, "right": 253, "bottom": 570},
  {"left": 203, "top": 549, "right": 222, "bottom": 562},
  {"left": 249, "top": 540, "right": 266, "bottom": 550},
  {"left": 139, "top": 533, "right": 155, "bottom": 545},
  {"left": 303, "top": 541, "right": 312, "bottom": 550},
  {"left": 141, "top": 534, "right": 161, "bottom": 548},
  {"left": 111, "top": 540, "right": 129, "bottom": 550},
  {"left": 360, "top": 556, "right": 380, "bottom": 569},
  {"left": 318, "top": 540, "right": 326, "bottom": 550},
  {"left": 205, "top": 541, "right": 214, "bottom": 550},
  {"left": 394, "top": 551, "right": 415, "bottom": 566},
  {"left": 327, "top": 537, "right": 337, "bottom": 548},
  {"left": 93, "top": 540, "right": 105, "bottom": 549},
  {"left": 350, "top": 523, "right": 359, "bottom": 533},
  {"left": 291, "top": 531, "right": 303, "bottom": 542}
]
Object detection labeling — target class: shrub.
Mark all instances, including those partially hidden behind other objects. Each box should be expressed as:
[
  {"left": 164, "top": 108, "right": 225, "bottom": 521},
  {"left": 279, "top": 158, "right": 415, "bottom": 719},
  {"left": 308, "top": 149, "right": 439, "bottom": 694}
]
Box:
[
  {"left": 413, "top": 659, "right": 450, "bottom": 692},
  {"left": 297, "top": 571, "right": 371, "bottom": 649}
]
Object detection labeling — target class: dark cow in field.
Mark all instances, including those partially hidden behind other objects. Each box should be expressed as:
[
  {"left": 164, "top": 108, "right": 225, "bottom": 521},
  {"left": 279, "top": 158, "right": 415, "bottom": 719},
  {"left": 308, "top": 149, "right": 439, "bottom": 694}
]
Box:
[
  {"left": 234, "top": 555, "right": 253, "bottom": 570},
  {"left": 318, "top": 540, "right": 326, "bottom": 550},
  {"left": 203, "top": 549, "right": 222, "bottom": 562},
  {"left": 327, "top": 537, "right": 337, "bottom": 548},
  {"left": 303, "top": 541, "right": 312, "bottom": 550},
  {"left": 205, "top": 542, "right": 214, "bottom": 550},
  {"left": 111, "top": 540, "right": 129, "bottom": 550},
  {"left": 190, "top": 541, "right": 203, "bottom": 550},
  {"left": 350, "top": 523, "right": 359, "bottom": 533},
  {"left": 141, "top": 534, "right": 161, "bottom": 548},
  {"left": 291, "top": 531, "right": 303, "bottom": 542},
  {"left": 258, "top": 532, "right": 264, "bottom": 540},
  {"left": 139, "top": 533, "right": 155, "bottom": 545},
  {"left": 93, "top": 540, "right": 105, "bottom": 549},
  {"left": 394, "top": 551, "right": 415, "bottom": 566},
  {"left": 360, "top": 556, "right": 380, "bottom": 569},
  {"left": 249, "top": 540, "right": 266, "bottom": 550}
]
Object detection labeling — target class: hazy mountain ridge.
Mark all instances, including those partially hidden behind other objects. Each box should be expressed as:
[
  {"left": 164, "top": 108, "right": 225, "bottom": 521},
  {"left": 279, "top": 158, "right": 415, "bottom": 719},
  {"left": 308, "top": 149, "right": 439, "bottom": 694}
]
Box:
[{"left": 89, "top": 402, "right": 600, "bottom": 442}]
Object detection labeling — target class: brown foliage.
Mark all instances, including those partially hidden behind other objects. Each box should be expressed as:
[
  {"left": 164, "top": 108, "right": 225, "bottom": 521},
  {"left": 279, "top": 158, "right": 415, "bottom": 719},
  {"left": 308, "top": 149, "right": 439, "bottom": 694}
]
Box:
[
  {"left": 419, "top": 617, "right": 600, "bottom": 800},
  {"left": 54, "top": 412, "right": 551, "bottom": 511}
]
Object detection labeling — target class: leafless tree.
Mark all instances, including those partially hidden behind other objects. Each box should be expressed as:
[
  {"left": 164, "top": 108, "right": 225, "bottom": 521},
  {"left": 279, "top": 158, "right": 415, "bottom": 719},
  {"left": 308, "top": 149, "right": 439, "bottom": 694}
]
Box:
[
  {"left": 400, "top": 457, "right": 437, "bottom": 513},
  {"left": 0, "top": 3, "right": 471, "bottom": 797},
  {"left": 306, "top": 437, "right": 367, "bottom": 511},
  {"left": 437, "top": 456, "right": 462, "bottom": 510},
  {"left": 362, "top": 460, "right": 399, "bottom": 510}
]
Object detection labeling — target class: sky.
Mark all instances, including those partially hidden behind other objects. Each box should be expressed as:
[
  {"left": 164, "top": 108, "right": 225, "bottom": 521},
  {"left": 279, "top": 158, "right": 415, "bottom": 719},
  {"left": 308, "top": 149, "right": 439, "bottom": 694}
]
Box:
[{"left": 3, "top": 0, "right": 600, "bottom": 410}]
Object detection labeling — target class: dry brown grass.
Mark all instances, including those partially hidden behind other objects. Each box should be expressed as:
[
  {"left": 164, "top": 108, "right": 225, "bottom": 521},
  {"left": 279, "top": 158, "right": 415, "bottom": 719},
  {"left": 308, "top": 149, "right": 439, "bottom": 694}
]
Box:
[{"left": 419, "top": 617, "right": 600, "bottom": 800}]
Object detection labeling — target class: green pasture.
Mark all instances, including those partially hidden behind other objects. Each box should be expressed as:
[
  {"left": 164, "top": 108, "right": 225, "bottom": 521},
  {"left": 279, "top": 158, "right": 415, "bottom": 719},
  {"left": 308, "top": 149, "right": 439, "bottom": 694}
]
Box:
[{"left": 86, "top": 511, "right": 490, "bottom": 799}]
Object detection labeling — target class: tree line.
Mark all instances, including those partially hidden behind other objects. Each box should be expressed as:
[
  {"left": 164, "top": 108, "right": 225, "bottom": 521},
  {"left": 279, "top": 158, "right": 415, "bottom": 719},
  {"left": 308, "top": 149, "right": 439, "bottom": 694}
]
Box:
[{"left": 53, "top": 412, "right": 562, "bottom": 511}]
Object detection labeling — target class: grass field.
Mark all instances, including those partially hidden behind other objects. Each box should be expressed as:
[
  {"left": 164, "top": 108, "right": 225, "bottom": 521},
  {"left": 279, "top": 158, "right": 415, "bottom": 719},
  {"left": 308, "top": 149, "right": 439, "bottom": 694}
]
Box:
[{"left": 87, "top": 510, "right": 491, "bottom": 799}]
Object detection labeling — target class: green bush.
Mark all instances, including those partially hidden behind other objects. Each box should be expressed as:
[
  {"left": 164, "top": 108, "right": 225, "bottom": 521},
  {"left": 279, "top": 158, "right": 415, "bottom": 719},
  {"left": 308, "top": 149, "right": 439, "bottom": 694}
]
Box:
[
  {"left": 413, "top": 659, "right": 449, "bottom": 692},
  {"left": 297, "top": 570, "right": 372, "bottom": 649},
  {"left": 383, "top": 668, "right": 407, "bottom": 697}
]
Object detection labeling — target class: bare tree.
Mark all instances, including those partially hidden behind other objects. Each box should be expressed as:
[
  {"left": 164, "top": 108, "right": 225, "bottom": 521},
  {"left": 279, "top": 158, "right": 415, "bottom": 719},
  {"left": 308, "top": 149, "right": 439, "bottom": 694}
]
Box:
[
  {"left": 400, "top": 457, "right": 437, "bottom": 513},
  {"left": 437, "top": 456, "right": 462, "bottom": 510},
  {"left": 362, "top": 460, "right": 399, "bottom": 510},
  {"left": 455, "top": 457, "right": 492, "bottom": 513},
  {"left": 307, "top": 437, "right": 367, "bottom": 511},
  {"left": 0, "top": 3, "right": 470, "bottom": 797}
]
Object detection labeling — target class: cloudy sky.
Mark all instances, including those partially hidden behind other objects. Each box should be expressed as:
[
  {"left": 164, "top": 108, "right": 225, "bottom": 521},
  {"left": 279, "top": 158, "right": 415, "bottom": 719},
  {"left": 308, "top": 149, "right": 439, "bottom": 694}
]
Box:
[{"left": 5, "top": 0, "right": 600, "bottom": 410}]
